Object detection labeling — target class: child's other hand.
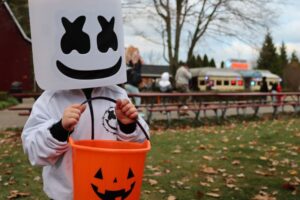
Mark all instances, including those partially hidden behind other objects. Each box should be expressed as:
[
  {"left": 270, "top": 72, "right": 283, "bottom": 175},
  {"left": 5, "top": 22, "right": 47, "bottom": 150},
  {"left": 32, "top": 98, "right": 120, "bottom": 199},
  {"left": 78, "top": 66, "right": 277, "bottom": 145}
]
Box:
[
  {"left": 62, "top": 104, "right": 86, "bottom": 131},
  {"left": 115, "top": 99, "right": 138, "bottom": 125}
]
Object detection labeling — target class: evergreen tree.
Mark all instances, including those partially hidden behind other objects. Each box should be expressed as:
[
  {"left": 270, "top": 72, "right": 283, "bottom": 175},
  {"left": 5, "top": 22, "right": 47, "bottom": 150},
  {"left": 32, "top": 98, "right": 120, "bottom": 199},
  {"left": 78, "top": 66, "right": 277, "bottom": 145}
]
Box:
[
  {"left": 203, "top": 54, "right": 209, "bottom": 66},
  {"left": 279, "top": 42, "right": 288, "bottom": 66},
  {"left": 277, "top": 41, "right": 288, "bottom": 77},
  {"left": 257, "top": 32, "right": 280, "bottom": 75},
  {"left": 290, "top": 50, "right": 299, "bottom": 64},
  {"left": 193, "top": 55, "right": 198, "bottom": 68},
  {"left": 187, "top": 55, "right": 197, "bottom": 68},
  {"left": 220, "top": 61, "right": 225, "bottom": 68},
  {"left": 196, "top": 55, "right": 203, "bottom": 67},
  {"left": 209, "top": 59, "right": 216, "bottom": 67}
]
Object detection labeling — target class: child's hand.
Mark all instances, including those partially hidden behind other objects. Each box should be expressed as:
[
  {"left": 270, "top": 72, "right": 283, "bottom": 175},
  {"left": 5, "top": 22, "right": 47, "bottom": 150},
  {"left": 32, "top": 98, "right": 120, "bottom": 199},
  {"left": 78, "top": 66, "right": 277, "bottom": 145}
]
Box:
[
  {"left": 62, "top": 104, "right": 86, "bottom": 131},
  {"left": 115, "top": 99, "right": 138, "bottom": 125}
]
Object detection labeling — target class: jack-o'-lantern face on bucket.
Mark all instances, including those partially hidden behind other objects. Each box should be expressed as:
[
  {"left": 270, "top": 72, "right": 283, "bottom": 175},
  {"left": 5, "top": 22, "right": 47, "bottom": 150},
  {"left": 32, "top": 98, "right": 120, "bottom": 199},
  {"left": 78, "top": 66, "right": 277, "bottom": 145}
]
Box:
[
  {"left": 91, "top": 168, "right": 136, "bottom": 200},
  {"left": 29, "top": 0, "right": 126, "bottom": 90}
]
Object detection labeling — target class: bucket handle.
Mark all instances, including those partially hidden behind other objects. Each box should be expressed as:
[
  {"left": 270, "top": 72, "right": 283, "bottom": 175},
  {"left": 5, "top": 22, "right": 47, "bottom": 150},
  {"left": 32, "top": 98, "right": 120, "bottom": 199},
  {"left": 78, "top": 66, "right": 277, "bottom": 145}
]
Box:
[{"left": 80, "top": 96, "right": 150, "bottom": 140}]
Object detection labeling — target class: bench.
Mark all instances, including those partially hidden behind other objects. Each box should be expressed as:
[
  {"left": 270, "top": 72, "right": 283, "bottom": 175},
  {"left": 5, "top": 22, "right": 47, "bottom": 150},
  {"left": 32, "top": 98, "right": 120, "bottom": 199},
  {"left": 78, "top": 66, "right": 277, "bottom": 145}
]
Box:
[
  {"left": 18, "top": 111, "right": 31, "bottom": 116},
  {"left": 135, "top": 92, "right": 300, "bottom": 127},
  {"left": 10, "top": 92, "right": 41, "bottom": 103},
  {"left": 8, "top": 106, "right": 32, "bottom": 116}
]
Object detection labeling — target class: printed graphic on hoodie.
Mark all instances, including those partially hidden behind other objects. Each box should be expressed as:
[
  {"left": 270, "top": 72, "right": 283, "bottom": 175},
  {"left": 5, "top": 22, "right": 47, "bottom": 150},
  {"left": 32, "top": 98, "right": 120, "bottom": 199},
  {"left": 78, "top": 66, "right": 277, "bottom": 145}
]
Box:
[{"left": 102, "top": 107, "right": 118, "bottom": 134}]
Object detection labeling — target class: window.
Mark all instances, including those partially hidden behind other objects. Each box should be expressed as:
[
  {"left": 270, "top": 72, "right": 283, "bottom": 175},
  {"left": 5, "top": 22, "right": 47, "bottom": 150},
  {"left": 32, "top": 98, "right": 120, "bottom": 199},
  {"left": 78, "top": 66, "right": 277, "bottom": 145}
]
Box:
[
  {"left": 231, "top": 80, "right": 236, "bottom": 85},
  {"left": 224, "top": 80, "right": 229, "bottom": 86},
  {"left": 199, "top": 80, "right": 205, "bottom": 85},
  {"left": 238, "top": 80, "right": 244, "bottom": 86},
  {"left": 216, "top": 80, "right": 222, "bottom": 85}
]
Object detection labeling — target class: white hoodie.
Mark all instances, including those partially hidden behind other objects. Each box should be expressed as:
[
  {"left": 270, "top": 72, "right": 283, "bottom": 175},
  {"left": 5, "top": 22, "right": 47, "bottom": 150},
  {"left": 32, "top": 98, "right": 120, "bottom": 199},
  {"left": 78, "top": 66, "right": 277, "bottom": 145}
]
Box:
[
  {"left": 158, "top": 72, "right": 172, "bottom": 92},
  {"left": 21, "top": 86, "right": 149, "bottom": 200}
]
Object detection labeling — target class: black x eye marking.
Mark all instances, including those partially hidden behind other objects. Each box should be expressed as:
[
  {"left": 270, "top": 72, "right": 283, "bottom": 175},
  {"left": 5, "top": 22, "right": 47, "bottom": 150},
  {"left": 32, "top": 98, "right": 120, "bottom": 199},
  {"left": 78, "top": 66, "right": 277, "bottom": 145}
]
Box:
[
  {"left": 97, "top": 16, "right": 118, "bottom": 53},
  {"left": 61, "top": 16, "right": 90, "bottom": 54}
]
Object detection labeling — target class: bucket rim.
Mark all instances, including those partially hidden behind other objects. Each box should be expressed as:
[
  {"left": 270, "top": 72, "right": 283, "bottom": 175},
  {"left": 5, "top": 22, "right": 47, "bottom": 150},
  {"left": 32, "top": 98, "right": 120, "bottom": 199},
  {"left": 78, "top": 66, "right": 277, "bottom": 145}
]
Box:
[{"left": 69, "top": 138, "right": 151, "bottom": 153}]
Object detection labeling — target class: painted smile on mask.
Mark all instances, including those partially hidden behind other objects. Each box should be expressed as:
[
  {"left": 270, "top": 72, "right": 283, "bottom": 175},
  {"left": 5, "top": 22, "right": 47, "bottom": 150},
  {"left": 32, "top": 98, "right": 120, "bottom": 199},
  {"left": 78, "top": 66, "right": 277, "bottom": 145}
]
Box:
[{"left": 56, "top": 57, "right": 122, "bottom": 80}]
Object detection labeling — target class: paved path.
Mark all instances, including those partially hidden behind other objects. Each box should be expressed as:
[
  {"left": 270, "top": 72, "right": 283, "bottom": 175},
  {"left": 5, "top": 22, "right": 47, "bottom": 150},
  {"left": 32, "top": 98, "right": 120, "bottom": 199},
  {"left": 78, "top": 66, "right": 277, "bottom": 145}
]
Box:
[{"left": 0, "top": 98, "right": 34, "bottom": 131}]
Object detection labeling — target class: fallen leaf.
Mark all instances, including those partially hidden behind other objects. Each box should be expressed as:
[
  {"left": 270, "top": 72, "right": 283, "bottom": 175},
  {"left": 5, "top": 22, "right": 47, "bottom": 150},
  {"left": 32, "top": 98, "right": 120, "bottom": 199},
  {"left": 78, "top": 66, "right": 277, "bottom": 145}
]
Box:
[
  {"left": 206, "top": 192, "right": 221, "bottom": 198},
  {"left": 200, "top": 182, "right": 211, "bottom": 187},
  {"left": 288, "top": 170, "right": 298, "bottom": 175},
  {"left": 251, "top": 191, "right": 276, "bottom": 200},
  {"left": 202, "top": 167, "right": 218, "bottom": 174},
  {"left": 167, "top": 195, "right": 176, "bottom": 200},
  {"left": 148, "top": 179, "right": 158, "bottom": 186},
  {"left": 203, "top": 155, "right": 213, "bottom": 161},
  {"left": 232, "top": 160, "right": 240, "bottom": 165},
  {"left": 236, "top": 173, "right": 245, "bottom": 178},
  {"left": 259, "top": 156, "right": 268, "bottom": 160},
  {"left": 7, "top": 190, "right": 30, "bottom": 199}
]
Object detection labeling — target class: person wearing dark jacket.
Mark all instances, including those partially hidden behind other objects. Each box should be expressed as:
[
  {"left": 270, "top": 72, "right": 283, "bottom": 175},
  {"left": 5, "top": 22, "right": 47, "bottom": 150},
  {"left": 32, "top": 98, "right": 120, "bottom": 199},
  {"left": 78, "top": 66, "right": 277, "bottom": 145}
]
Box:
[
  {"left": 260, "top": 77, "right": 269, "bottom": 103},
  {"left": 260, "top": 77, "right": 269, "bottom": 92},
  {"left": 124, "top": 59, "right": 142, "bottom": 106}
]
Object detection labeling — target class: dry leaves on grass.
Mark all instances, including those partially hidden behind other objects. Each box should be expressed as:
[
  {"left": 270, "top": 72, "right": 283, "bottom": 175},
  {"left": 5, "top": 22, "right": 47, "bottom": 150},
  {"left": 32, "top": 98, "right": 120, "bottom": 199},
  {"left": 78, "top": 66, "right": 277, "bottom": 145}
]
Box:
[
  {"left": 203, "top": 155, "right": 213, "bottom": 161},
  {"left": 255, "top": 170, "right": 274, "bottom": 177},
  {"left": 7, "top": 190, "right": 30, "bottom": 199},
  {"left": 251, "top": 191, "right": 276, "bottom": 200},
  {"left": 148, "top": 179, "right": 158, "bottom": 186},
  {"left": 0, "top": 131, "right": 21, "bottom": 145},
  {"left": 167, "top": 195, "right": 176, "bottom": 200},
  {"left": 206, "top": 192, "right": 221, "bottom": 198},
  {"left": 202, "top": 166, "right": 218, "bottom": 174}
]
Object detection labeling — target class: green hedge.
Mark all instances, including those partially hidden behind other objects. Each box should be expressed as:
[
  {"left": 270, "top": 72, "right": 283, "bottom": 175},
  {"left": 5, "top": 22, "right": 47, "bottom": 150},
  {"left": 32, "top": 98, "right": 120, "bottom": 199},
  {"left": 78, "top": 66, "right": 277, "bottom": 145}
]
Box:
[
  {"left": 0, "top": 92, "right": 19, "bottom": 110},
  {"left": 0, "top": 92, "right": 8, "bottom": 101}
]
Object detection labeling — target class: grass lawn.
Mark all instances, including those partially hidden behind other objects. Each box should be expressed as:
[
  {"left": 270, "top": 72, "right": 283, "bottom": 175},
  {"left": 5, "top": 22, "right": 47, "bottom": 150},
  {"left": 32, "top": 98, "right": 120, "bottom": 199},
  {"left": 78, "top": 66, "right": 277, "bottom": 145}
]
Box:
[{"left": 0, "top": 116, "right": 299, "bottom": 199}]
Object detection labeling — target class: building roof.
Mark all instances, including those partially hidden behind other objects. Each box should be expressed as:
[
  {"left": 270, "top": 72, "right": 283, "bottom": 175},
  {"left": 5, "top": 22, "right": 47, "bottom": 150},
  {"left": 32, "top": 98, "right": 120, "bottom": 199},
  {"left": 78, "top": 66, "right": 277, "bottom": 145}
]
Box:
[
  {"left": 256, "top": 70, "right": 281, "bottom": 79},
  {"left": 3, "top": 1, "right": 31, "bottom": 43},
  {"left": 140, "top": 64, "right": 170, "bottom": 78},
  {"left": 190, "top": 67, "right": 242, "bottom": 78},
  {"left": 235, "top": 70, "right": 262, "bottom": 78}
]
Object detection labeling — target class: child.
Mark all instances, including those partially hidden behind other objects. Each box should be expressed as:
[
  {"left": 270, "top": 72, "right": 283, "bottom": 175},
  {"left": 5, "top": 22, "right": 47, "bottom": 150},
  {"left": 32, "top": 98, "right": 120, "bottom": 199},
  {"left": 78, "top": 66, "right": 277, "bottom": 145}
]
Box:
[
  {"left": 21, "top": 87, "right": 149, "bottom": 200},
  {"left": 25, "top": 1, "right": 149, "bottom": 199}
]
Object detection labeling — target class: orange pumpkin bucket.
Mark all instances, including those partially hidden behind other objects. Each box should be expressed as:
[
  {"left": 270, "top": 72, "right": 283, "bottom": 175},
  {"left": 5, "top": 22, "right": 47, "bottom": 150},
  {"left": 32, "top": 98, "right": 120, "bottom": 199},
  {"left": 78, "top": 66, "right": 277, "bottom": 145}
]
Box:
[
  {"left": 69, "top": 96, "right": 151, "bottom": 200},
  {"left": 70, "top": 138, "right": 150, "bottom": 200}
]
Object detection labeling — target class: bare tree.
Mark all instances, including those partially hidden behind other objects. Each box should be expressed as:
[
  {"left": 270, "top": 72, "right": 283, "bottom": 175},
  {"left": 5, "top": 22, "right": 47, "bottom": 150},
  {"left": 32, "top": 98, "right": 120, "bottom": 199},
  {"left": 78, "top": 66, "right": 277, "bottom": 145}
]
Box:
[{"left": 147, "top": 0, "right": 277, "bottom": 76}]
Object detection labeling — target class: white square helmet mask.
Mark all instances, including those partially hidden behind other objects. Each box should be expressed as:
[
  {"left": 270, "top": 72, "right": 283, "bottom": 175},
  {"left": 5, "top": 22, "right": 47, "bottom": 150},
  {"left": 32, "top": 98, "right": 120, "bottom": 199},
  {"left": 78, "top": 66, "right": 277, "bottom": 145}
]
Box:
[{"left": 29, "top": 0, "right": 126, "bottom": 90}]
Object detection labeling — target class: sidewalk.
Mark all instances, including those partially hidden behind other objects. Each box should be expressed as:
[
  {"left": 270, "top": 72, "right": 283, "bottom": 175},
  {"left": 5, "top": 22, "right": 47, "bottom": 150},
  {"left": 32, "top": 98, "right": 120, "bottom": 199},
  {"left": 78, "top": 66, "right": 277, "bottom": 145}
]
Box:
[{"left": 0, "top": 98, "right": 34, "bottom": 131}]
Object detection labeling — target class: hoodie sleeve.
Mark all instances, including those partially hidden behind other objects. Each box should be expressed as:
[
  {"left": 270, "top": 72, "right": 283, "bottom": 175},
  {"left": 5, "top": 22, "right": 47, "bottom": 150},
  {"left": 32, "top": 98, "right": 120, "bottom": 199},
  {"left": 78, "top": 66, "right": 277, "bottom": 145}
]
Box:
[
  {"left": 21, "top": 93, "right": 70, "bottom": 166},
  {"left": 116, "top": 115, "right": 150, "bottom": 143}
]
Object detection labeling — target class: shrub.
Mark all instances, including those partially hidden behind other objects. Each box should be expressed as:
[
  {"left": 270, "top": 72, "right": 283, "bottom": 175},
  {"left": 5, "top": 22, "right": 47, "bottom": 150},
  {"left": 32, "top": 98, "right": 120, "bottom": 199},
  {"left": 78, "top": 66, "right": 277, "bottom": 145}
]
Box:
[
  {"left": 0, "top": 92, "right": 8, "bottom": 101},
  {"left": 0, "top": 97, "right": 19, "bottom": 110}
]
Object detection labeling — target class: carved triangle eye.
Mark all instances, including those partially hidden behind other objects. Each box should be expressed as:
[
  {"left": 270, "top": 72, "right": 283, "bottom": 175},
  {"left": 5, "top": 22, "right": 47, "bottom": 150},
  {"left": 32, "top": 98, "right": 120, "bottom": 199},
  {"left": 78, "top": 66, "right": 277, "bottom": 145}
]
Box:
[
  {"left": 113, "top": 177, "right": 118, "bottom": 183},
  {"left": 60, "top": 16, "right": 90, "bottom": 54},
  {"left": 127, "top": 168, "right": 134, "bottom": 179},
  {"left": 94, "top": 168, "right": 103, "bottom": 179},
  {"left": 97, "top": 16, "right": 118, "bottom": 53}
]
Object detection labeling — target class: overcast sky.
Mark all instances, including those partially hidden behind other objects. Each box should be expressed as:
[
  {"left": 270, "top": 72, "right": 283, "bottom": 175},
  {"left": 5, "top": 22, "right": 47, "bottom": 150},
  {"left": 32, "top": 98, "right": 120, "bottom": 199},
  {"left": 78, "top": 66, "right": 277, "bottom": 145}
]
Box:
[{"left": 123, "top": 1, "right": 300, "bottom": 68}]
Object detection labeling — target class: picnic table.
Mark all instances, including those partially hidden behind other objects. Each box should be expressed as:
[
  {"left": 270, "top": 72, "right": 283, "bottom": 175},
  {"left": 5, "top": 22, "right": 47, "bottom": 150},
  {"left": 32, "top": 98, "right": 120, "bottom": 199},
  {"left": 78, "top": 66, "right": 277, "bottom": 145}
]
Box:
[
  {"left": 129, "top": 92, "right": 300, "bottom": 127},
  {"left": 8, "top": 92, "right": 300, "bottom": 126}
]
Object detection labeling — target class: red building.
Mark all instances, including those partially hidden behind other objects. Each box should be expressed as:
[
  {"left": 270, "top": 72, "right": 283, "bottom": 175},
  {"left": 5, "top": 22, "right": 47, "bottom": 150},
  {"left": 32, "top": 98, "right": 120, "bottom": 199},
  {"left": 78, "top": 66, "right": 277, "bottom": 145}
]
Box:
[{"left": 0, "top": 2, "right": 32, "bottom": 91}]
